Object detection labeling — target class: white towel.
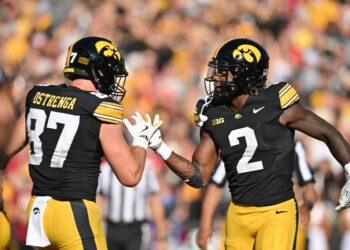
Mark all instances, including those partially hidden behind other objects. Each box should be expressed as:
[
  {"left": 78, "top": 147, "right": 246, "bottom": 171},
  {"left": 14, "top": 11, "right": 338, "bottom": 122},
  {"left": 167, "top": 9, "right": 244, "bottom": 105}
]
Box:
[{"left": 26, "top": 196, "right": 51, "bottom": 247}]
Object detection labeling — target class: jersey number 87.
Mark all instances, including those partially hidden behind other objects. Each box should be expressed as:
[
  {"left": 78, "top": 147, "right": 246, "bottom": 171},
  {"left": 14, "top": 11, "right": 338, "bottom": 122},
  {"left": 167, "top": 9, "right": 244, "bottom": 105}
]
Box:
[{"left": 27, "top": 108, "right": 80, "bottom": 168}]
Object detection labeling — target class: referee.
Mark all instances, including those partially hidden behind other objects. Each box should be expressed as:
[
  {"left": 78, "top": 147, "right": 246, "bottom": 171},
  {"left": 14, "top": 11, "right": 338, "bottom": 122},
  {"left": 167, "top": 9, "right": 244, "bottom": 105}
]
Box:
[{"left": 98, "top": 161, "right": 167, "bottom": 250}]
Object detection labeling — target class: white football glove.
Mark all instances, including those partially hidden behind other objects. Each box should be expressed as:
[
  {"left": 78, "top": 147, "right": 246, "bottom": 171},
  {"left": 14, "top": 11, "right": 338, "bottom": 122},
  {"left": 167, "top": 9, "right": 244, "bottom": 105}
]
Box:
[
  {"left": 123, "top": 112, "right": 163, "bottom": 150},
  {"left": 148, "top": 114, "right": 163, "bottom": 150},
  {"left": 336, "top": 163, "right": 350, "bottom": 211},
  {"left": 147, "top": 113, "right": 172, "bottom": 160},
  {"left": 194, "top": 95, "right": 213, "bottom": 127}
]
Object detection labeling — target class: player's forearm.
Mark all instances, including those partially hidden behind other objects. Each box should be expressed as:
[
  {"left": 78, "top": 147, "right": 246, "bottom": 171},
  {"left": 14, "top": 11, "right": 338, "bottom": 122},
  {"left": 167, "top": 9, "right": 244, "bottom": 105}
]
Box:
[
  {"left": 149, "top": 195, "right": 167, "bottom": 241},
  {"left": 298, "top": 109, "right": 350, "bottom": 166},
  {"left": 130, "top": 146, "right": 146, "bottom": 178},
  {"left": 165, "top": 152, "right": 195, "bottom": 180},
  {"left": 200, "top": 184, "right": 223, "bottom": 225},
  {"left": 302, "top": 184, "right": 317, "bottom": 208},
  {"left": 325, "top": 129, "right": 350, "bottom": 167},
  {"left": 165, "top": 152, "right": 205, "bottom": 188}
]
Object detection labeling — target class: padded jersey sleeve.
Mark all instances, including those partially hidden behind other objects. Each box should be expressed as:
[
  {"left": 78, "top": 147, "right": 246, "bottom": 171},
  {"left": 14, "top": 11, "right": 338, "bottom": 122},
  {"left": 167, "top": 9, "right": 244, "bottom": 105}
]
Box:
[
  {"left": 278, "top": 82, "right": 300, "bottom": 109},
  {"left": 93, "top": 99, "right": 124, "bottom": 124}
]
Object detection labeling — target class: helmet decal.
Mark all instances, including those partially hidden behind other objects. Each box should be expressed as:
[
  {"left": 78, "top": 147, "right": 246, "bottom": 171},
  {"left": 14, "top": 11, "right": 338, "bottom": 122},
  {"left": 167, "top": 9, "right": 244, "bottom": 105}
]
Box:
[
  {"left": 95, "top": 41, "right": 121, "bottom": 60},
  {"left": 233, "top": 44, "right": 261, "bottom": 63}
]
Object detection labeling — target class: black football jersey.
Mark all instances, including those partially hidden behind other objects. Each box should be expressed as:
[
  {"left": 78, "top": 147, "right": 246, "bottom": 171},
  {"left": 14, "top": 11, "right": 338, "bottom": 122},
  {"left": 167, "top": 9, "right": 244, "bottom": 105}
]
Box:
[
  {"left": 25, "top": 84, "right": 123, "bottom": 201},
  {"left": 201, "top": 82, "right": 300, "bottom": 206}
]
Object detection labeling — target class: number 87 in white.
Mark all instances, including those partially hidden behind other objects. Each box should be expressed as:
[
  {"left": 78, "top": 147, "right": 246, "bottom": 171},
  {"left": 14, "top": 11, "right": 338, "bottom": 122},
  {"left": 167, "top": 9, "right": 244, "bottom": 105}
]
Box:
[{"left": 27, "top": 108, "right": 80, "bottom": 168}]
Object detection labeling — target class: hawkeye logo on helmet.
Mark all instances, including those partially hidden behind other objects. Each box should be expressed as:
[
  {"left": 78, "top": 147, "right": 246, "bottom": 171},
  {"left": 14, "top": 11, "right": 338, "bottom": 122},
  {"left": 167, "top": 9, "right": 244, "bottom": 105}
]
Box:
[
  {"left": 233, "top": 44, "right": 261, "bottom": 63},
  {"left": 95, "top": 41, "right": 121, "bottom": 60}
]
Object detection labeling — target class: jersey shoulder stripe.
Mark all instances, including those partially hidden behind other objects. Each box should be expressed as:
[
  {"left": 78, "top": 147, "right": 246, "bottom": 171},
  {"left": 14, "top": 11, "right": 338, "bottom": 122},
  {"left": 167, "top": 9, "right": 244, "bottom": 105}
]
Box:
[
  {"left": 93, "top": 101, "right": 124, "bottom": 124},
  {"left": 279, "top": 82, "right": 300, "bottom": 109}
]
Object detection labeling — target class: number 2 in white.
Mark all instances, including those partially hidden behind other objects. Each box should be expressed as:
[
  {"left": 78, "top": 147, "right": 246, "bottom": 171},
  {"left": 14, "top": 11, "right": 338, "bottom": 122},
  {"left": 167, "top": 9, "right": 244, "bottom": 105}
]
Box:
[
  {"left": 27, "top": 108, "right": 80, "bottom": 168},
  {"left": 228, "top": 127, "right": 263, "bottom": 174}
]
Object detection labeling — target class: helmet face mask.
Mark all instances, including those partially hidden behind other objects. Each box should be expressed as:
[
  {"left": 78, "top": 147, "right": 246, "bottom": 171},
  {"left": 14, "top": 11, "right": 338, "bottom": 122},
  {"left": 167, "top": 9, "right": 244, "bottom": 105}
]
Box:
[
  {"left": 204, "top": 38, "right": 269, "bottom": 102},
  {"left": 64, "top": 36, "right": 128, "bottom": 102}
]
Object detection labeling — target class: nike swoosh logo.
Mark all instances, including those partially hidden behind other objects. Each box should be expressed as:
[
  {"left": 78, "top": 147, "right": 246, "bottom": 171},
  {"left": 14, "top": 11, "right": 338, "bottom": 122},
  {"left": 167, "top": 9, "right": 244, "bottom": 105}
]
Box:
[
  {"left": 140, "top": 126, "right": 148, "bottom": 132},
  {"left": 275, "top": 210, "right": 287, "bottom": 214},
  {"left": 253, "top": 106, "right": 265, "bottom": 114}
]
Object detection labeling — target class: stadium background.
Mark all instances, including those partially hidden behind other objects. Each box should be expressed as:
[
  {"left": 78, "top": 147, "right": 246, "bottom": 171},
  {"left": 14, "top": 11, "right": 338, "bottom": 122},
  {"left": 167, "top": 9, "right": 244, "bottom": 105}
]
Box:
[{"left": 1, "top": 0, "right": 350, "bottom": 249}]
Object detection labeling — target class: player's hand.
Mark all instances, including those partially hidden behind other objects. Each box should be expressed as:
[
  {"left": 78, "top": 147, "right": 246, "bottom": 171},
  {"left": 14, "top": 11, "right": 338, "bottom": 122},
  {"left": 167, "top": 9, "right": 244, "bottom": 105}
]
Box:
[
  {"left": 336, "top": 178, "right": 350, "bottom": 210},
  {"left": 298, "top": 203, "right": 311, "bottom": 228},
  {"left": 123, "top": 112, "right": 162, "bottom": 150},
  {"left": 194, "top": 95, "right": 213, "bottom": 127},
  {"left": 146, "top": 113, "right": 173, "bottom": 160},
  {"left": 196, "top": 225, "right": 213, "bottom": 250},
  {"left": 336, "top": 164, "right": 350, "bottom": 211},
  {"left": 147, "top": 113, "right": 163, "bottom": 150}
]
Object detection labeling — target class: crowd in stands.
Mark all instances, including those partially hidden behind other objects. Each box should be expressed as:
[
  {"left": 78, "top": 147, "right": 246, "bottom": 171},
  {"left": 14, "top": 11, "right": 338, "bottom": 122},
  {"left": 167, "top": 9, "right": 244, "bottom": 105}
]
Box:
[{"left": 1, "top": 0, "right": 350, "bottom": 249}]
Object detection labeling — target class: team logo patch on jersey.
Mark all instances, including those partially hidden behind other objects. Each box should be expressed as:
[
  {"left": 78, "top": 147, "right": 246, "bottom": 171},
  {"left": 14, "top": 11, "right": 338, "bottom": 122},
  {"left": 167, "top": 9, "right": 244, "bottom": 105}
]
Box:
[
  {"left": 234, "top": 114, "right": 242, "bottom": 120},
  {"left": 212, "top": 118, "right": 224, "bottom": 125}
]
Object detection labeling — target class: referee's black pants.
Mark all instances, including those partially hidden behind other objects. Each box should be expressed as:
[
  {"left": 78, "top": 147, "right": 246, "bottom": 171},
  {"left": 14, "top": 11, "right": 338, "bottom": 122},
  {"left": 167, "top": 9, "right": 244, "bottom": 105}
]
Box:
[{"left": 106, "top": 220, "right": 143, "bottom": 250}]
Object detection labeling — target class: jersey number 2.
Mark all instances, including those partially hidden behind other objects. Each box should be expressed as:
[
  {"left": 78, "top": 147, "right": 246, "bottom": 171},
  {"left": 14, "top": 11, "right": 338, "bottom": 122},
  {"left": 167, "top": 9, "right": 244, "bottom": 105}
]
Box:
[
  {"left": 228, "top": 127, "right": 263, "bottom": 174},
  {"left": 27, "top": 108, "right": 80, "bottom": 168}
]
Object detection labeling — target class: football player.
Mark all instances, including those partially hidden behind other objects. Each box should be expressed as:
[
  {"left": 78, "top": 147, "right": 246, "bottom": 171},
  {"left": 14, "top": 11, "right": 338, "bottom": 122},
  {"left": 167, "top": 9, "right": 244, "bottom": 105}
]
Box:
[
  {"left": 196, "top": 141, "right": 317, "bottom": 250},
  {"left": 0, "top": 68, "right": 20, "bottom": 250},
  {"left": 125, "top": 38, "right": 350, "bottom": 250},
  {"left": 1, "top": 36, "right": 160, "bottom": 249}
]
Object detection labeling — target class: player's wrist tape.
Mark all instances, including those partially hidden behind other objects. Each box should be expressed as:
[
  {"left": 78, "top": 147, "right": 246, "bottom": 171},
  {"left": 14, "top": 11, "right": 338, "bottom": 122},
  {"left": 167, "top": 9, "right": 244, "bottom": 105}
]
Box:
[
  {"left": 185, "top": 167, "right": 203, "bottom": 188},
  {"left": 132, "top": 137, "right": 148, "bottom": 151},
  {"left": 156, "top": 142, "right": 172, "bottom": 160}
]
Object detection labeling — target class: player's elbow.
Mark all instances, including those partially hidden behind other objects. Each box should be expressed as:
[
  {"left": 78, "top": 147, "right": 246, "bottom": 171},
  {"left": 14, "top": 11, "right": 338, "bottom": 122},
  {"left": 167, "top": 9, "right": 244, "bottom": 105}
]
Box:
[
  {"left": 109, "top": 164, "right": 142, "bottom": 187},
  {"left": 119, "top": 176, "right": 141, "bottom": 187}
]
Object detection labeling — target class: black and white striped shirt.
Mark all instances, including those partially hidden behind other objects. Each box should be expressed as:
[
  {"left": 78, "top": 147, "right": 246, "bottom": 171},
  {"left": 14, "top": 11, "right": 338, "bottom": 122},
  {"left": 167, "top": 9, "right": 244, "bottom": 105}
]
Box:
[
  {"left": 293, "top": 141, "right": 315, "bottom": 187},
  {"left": 98, "top": 161, "right": 160, "bottom": 224}
]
